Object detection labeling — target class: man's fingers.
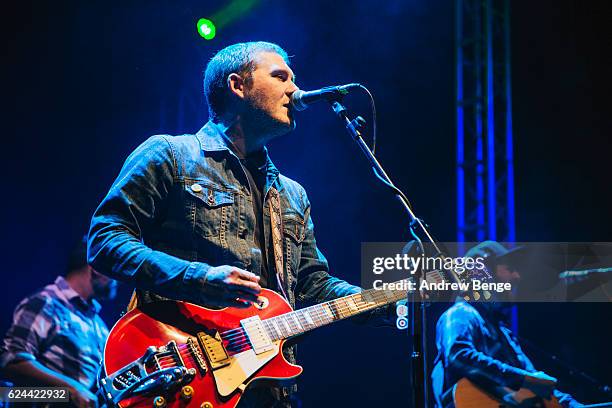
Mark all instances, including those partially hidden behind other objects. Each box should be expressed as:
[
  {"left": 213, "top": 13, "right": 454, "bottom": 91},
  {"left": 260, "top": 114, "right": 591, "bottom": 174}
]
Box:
[
  {"left": 227, "top": 266, "right": 259, "bottom": 282},
  {"left": 226, "top": 278, "right": 261, "bottom": 295},
  {"left": 238, "top": 279, "right": 262, "bottom": 294},
  {"left": 204, "top": 266, "right": 262, "bottom": 305},
  {"left": 232, "top": 268, "right": 261, "bottom": 282}
]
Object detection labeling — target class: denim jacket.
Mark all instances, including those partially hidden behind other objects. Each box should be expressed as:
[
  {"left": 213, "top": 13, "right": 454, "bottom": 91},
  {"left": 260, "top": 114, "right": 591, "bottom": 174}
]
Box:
[{"left": 88, "top": 121, "right": 361, "bottom": 325}]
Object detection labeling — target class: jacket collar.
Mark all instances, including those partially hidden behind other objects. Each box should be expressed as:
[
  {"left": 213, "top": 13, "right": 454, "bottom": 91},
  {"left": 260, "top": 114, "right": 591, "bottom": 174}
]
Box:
[
  {"left": 195, "top": 121, "right": 233, "bottom": 152},
  {"left": 195, "top": 121, "right": 283, "bottom": 193}
]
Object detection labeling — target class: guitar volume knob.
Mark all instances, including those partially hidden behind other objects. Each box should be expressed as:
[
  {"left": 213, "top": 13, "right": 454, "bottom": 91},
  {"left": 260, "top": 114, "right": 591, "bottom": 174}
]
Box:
[
  {"left": 180, "top": 385, "right": 194, "bottom": 401},
  {"left": 254, "top": 296, "right": 269, "bottom": 310},
  {"left": 153, "top": 396, "right": 166, "bottom": 408}
]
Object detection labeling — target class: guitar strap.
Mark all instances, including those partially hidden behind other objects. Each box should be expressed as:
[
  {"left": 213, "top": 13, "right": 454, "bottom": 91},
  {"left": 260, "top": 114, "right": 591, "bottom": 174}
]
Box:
[
  {"left": 126, "top": 289, "right": 139, "bottom": 312},
  {"left": 268, "top": 186, "right": 298, "bottom": 399},
  {"left": 268, "top": 187, "right": 289, "bottom": 301}
]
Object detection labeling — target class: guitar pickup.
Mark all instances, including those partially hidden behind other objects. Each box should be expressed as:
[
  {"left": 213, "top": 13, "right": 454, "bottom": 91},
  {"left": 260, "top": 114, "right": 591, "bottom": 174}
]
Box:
[
  {"left": 197, "top": 331, "right": 230, "bottom": 370},
  {"left": 241, "top": 316, "right": 274, "bottom": 355}
]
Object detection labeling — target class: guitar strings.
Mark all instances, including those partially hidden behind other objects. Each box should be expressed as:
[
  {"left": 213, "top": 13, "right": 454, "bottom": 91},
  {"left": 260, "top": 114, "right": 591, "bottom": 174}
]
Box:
[
  {"left": 155, "top": 345, "right": 200, "bottom": 367},
  {"left": 153, "top": 280, "right": 424, "bottom": 367},
  {"left": 226, "top": 295, "right": 396, "bottom": 348},
  {"left": 154, "top": 289, "right": 404, "bottom": 364},
  {"left": 155, "top": 295, "right": 381, "bottom": 357},
  {"left": 229, "top": 289, "right": 399, "bottom": 341},
  {"left": 220, "top": 287, "right": 401, "bottom": 339},
  {"left": 219, "top": 290, "right": 403, "bottom": 349}
]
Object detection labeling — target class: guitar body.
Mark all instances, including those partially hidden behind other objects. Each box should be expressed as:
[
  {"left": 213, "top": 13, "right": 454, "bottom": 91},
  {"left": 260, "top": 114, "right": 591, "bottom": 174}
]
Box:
[
  {"left": 454, "top": 378, "right": 562, "bottom": 408},
  {"left": 102, "top": 289, "right": 303, "bottom": 408}
]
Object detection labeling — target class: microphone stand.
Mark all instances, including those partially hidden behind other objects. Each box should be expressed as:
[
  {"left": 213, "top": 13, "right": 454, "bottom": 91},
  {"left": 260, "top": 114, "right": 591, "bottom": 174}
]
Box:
[{"left": 328, "top": 99, "right": 450, "bottom": 408}]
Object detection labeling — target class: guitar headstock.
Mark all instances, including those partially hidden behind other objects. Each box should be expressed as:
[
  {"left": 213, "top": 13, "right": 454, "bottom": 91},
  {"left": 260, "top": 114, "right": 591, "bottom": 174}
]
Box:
[
  {"left": 454, "top": 264, "right": 494, "bottom": 301},
  {"left": 422, "top": 262, "right": 495, "bottom": 302}
]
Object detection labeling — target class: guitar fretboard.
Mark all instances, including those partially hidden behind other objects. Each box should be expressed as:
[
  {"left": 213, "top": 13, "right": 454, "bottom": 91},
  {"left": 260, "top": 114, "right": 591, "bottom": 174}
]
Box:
[{"left": 261, "top": 279, "right": 409, "bottom": 341}]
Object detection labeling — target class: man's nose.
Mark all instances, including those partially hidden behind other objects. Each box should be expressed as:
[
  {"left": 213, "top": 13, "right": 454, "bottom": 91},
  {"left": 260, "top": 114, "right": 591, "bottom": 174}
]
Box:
[{"left": 286, "top": 82, "right": 299, "bottom": 95}]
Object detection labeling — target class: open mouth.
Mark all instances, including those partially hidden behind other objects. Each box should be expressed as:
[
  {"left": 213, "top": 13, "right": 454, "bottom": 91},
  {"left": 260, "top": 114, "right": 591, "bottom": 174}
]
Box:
[{"left": 283, "top": 103, "right": 294, "bottom": 118}]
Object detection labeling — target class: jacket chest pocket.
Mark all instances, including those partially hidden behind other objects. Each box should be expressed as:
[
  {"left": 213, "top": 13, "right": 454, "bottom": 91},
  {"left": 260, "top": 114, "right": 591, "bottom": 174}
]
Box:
[{"left": 185, "top": 181, "right": 235, "bottom": 237}]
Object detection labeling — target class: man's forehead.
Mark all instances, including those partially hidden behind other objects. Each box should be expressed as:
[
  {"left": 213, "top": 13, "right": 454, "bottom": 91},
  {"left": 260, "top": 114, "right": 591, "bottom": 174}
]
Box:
[{"left": 253, "top": 52, "right": 294, "bottom": 75}]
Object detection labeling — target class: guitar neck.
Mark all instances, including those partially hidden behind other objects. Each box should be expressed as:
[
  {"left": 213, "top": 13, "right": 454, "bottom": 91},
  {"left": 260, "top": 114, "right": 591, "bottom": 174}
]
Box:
[{"left": 261, "top": 280, "right": 409, "bottom": 341}]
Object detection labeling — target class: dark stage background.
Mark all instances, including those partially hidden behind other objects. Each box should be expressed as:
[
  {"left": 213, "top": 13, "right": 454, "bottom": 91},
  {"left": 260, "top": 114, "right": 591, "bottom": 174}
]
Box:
[{"left": 3, "top": 0, "right": 611, "bottom": 405}]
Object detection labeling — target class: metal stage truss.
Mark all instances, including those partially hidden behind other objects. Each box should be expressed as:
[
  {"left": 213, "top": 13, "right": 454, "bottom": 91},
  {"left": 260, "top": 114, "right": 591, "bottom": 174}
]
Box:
[{"left": 455, "top": 0, "right": 515, "bottom": 246}]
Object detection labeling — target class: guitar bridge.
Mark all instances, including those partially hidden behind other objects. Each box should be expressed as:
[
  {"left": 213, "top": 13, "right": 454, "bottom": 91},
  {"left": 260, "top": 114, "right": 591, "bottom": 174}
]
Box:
[
  {"left": 153, "top": 340, "right": 185, "bottom": 371},
  {"left": 187, "top": 337, "right": 207, "bottom": 374},
  {"left": 97, "top": 341, "right": 196, "bottom": 406}
]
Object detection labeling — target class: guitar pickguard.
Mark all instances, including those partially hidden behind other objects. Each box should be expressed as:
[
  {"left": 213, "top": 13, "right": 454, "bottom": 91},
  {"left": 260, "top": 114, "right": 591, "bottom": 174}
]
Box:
[{"left": 212, "top": 341, "right": 281, "bottom": 397}]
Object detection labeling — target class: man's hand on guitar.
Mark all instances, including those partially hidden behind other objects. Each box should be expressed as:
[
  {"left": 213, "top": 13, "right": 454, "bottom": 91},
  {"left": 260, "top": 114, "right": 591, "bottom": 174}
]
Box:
[
  {"left": 522, "top": 371, "right": 558, "bottom": 399},
  {"left": 204, "top": 265, "right": 262, "bottom": 308}
]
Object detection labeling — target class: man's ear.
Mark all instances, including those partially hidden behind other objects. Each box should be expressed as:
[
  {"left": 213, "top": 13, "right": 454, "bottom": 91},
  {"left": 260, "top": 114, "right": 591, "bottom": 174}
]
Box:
[{"left": 227, "top": 73, "right": 246, "bottom": 99}]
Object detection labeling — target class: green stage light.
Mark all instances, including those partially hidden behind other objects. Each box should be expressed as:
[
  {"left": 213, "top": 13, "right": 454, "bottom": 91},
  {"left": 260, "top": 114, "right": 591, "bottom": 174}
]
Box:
[{"left": 196, "top": 18, "right": 216, "bottom": 40}]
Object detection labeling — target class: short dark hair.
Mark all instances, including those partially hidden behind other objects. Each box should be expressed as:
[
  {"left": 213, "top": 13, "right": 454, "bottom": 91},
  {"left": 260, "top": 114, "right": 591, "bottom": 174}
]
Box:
[
  {"left": 66, "top": 235, "right": 88, "bottom": 275},
  {"left": 203, "top": 41, "right": 290, "bottom": 121}
]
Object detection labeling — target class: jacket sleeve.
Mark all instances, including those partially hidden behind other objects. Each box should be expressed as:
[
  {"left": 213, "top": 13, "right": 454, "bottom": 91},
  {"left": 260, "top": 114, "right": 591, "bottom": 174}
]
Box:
[
  {"left": 437, "top": 304, "right": 529, "bottom": 390},
  {"left": 87, "top": 135, "right": 211, "bottom": 305}
]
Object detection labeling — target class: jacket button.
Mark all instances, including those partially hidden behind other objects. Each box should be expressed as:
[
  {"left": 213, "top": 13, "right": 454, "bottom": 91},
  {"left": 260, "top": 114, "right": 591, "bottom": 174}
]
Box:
[
  {"left": 239, "top": 229, "right": 248, "bottom": 239},
  {"left": 191, "top": 183, "right": 203, "bottom": 193}
]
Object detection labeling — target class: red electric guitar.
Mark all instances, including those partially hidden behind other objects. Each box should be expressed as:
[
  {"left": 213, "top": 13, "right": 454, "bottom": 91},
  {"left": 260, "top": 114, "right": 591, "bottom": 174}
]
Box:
[{"left": 98, "top": 284, "right": 408, "bottom": 408}]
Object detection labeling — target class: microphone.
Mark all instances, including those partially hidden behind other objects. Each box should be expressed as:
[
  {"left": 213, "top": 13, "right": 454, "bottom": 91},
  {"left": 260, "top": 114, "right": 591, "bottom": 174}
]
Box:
[
  {"left": 291, "top": 83, "right": 361, "bottom": 111},
  {"left": 559, "top": 267, "right": 612, "bottom": 280}
]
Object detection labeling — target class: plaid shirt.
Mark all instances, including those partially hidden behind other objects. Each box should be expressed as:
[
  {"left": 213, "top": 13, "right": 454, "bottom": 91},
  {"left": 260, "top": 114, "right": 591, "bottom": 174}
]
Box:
[{"left": 0, "top": 276, "right": 109, "bottom": 390}]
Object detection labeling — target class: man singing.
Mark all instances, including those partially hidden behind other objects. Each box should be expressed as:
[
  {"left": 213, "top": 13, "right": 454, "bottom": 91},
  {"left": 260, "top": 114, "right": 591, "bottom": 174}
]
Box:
[{"left": 88, "top": 41, "right": 376, "bottom": 407}]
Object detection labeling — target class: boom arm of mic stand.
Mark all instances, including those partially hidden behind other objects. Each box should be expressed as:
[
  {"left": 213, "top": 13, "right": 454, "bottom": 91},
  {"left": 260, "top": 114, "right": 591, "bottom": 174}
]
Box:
[
  {"left": 329, "top": 99, "right": 442, "bottom": 408},
  {"left": 329, "top": 102, "right": 455, "bottom": 267}
]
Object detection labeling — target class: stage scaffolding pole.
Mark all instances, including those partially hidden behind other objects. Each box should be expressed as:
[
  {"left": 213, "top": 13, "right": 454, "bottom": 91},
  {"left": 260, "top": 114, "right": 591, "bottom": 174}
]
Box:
[{"left": 455, "top": 0, "right": 517, "bottom": 330}]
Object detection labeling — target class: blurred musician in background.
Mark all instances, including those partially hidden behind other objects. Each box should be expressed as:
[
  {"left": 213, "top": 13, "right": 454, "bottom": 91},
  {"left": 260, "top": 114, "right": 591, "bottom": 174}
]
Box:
[
  {"left": 432, "top": 241, "right": 582, "bottom": 408},
  {"left": 0, "top": 236, "right": 117, "bottom": 408}
]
